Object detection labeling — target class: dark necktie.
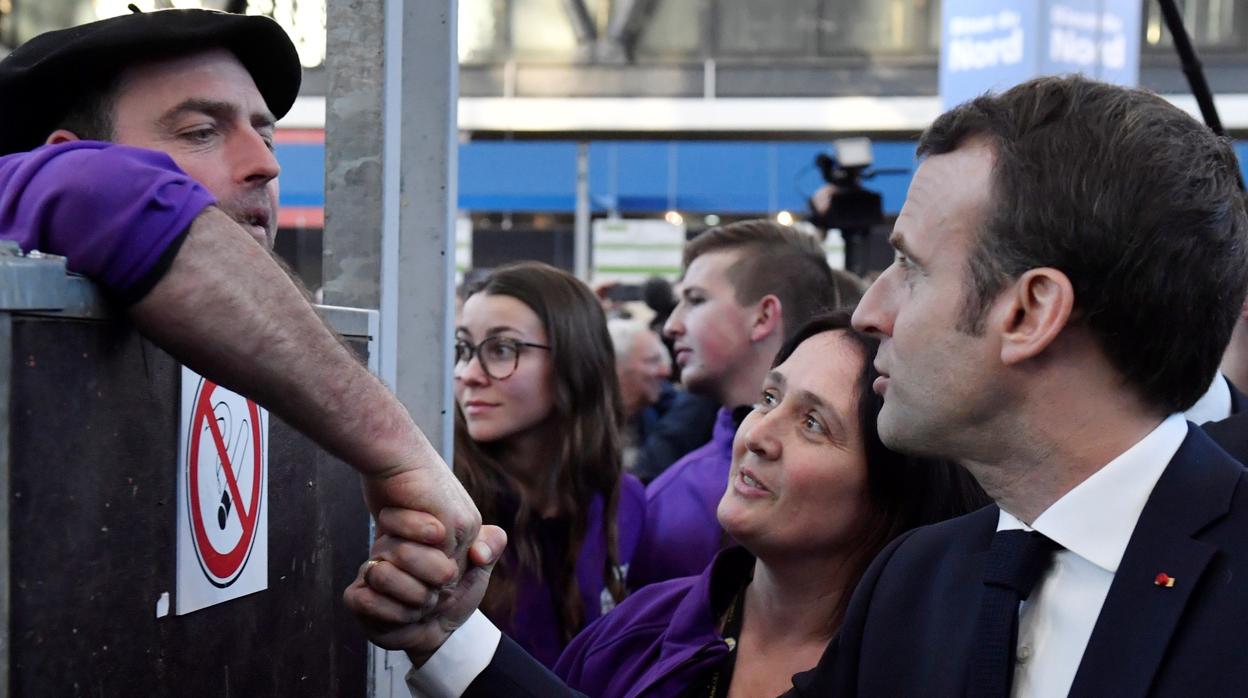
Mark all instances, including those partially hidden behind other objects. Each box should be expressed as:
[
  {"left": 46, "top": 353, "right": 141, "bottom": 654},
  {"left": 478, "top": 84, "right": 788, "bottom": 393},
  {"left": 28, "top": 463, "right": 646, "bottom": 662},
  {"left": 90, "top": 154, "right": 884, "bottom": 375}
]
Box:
[{"left": 966, "top": 530, "right": 1061, "bottom": 698}]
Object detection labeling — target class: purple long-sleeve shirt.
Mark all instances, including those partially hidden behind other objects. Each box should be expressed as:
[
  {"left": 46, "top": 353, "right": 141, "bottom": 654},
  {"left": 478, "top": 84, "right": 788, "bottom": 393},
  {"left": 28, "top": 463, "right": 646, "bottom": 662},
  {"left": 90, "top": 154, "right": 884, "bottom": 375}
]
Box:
[
  {"left": 627, "top": 407, "right": 740, "bottom": 588},
  {"left": 555, "top": 546, "right": 754, "bottom": 698},
  {"left": 494, "top": 474, "right": 647, "bottom": 669},
  {"left": 0, "top": 141, "right": 216, "bottom": 302}
]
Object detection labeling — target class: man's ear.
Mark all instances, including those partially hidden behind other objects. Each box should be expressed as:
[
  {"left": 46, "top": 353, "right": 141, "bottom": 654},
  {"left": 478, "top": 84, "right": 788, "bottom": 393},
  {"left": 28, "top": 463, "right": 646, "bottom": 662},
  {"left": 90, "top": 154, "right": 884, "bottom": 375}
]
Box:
[
  {"left": 749, "top": 294, "right": 783, "bottom": 343},
  {"left": 45, "top": 129, "right": 81, "bottom": 146},
  {"left": 998, "top": 268, "right": 1075, "bottom": 365}
]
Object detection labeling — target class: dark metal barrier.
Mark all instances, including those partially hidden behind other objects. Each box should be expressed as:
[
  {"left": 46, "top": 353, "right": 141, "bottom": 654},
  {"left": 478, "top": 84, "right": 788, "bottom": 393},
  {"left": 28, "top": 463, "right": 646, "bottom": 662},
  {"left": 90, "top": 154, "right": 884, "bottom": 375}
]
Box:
[{"left": 0, "top": 242, "right": 377, "bottom": 696}]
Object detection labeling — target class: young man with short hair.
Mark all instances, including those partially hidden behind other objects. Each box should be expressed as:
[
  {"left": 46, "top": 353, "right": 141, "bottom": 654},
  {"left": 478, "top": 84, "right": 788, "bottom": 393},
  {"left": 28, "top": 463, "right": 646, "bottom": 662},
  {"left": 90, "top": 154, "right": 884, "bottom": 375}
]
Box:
[{"left": 628, "top": 220, "right": 843, "bottom": 587}]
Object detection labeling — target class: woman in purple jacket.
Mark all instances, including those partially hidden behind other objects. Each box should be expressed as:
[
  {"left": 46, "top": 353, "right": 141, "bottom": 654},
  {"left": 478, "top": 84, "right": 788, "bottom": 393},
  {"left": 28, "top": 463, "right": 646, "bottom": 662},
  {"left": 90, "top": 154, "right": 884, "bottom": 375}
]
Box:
[
  {"left": 453, "top": 262, "right": 645, "bottom": 668},
  {"left": 552, "top": 310, "right": 988, "bottom": 697}
]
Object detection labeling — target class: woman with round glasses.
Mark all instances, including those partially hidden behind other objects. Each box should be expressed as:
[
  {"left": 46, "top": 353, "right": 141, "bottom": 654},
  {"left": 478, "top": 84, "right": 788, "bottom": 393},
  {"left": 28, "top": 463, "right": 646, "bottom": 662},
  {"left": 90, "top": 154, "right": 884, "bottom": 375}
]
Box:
[{"left": 452, "top": 261, "right": 646, "bottom": 668}]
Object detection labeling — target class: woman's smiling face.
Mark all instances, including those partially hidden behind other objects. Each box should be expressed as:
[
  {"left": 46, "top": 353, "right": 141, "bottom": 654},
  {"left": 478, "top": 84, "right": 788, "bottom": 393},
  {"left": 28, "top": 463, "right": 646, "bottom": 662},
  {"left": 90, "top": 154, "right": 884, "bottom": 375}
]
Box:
[{"left": 717, "top": 330, "right": 872, "bottom": 560}]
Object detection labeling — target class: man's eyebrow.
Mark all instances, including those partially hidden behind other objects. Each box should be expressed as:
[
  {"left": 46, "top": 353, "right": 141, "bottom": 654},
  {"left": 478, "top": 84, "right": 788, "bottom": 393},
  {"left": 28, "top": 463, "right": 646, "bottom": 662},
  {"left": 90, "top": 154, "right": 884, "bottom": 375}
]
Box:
[
  {"left": 888, "top": 230, "right": 923, "bottom": 265},
  {"left": 252, "top": 110, "right": 277, "bottom": 130},
  {"left": 156, "top": 98, "right": 276, "bottom": 130},
  {"left": 764, "top": 370, "right": 787, "bottom": 390}
]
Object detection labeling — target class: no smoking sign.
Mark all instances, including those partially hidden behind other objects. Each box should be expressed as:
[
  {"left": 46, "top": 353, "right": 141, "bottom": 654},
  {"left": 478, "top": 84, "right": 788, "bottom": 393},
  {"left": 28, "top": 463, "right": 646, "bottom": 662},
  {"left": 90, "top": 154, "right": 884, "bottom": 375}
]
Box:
[{"left": 175, "top": 367, "right": 269, "bottom": 615}]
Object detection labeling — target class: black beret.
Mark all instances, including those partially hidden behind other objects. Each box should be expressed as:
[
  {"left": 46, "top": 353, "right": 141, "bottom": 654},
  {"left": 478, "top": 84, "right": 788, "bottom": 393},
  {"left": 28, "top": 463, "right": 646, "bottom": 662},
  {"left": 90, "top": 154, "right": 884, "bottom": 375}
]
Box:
[{"left": 0, "top": 8, "right": 301, "bottom": 155}]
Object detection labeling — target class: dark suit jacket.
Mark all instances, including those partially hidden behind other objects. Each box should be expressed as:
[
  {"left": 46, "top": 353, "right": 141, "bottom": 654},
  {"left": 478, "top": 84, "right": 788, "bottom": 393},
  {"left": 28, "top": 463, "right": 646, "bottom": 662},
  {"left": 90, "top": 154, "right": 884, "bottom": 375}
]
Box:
[
  {"left": 466, "top": 426, "right": 1248, "bottom": 698},
  {"left": 464, "top": 635, "right": 582, "bottom": 698},
  {"left": 787, "top": 426, "right": 1248, "bottom": 697}
]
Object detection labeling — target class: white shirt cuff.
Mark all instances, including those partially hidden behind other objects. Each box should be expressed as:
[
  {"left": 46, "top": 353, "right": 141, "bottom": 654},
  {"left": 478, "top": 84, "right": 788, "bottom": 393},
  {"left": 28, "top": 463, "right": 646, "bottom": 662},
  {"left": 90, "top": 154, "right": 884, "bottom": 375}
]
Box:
[{"left": 405, "top": 610, "right": 501, "bottom": 698}]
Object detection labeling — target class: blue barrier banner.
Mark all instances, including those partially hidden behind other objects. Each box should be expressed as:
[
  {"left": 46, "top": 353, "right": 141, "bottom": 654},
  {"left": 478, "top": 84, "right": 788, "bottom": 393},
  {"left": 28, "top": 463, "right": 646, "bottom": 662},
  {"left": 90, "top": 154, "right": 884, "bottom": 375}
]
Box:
[{"left": 940, "top": 0, "right": 1140, "bottom": 111}]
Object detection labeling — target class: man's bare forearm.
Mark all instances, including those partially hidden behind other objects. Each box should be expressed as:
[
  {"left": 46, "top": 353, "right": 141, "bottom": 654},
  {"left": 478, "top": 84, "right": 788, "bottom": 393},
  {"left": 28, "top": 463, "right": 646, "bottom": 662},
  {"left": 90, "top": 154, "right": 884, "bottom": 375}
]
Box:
[{"left": 128, "top": 206, "right": 432, "bottom": 477}]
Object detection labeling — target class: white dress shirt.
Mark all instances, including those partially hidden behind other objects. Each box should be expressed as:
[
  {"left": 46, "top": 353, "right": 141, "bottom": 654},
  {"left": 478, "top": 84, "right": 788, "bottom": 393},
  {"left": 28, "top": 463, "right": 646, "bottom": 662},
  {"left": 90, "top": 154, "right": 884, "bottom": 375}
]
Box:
[
  {"left": 406, "top": 610, "right": 500, "bottom": 698},
  {"left": 998, "top": 413, "right": 1188, "bottom": 698},
  {"left": 1185, "top": 373, "right": 1232, "bottom": 425},
  {"left": 409, "top": 416, "right": 1193, "bottom": 698}
]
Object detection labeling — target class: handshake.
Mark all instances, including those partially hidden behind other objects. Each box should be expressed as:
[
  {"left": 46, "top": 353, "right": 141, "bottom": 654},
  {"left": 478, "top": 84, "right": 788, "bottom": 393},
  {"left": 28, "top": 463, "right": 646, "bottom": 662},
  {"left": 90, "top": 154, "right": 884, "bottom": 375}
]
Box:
[{"left": 348, "top": 464, "right": 508, "bottom": 668}]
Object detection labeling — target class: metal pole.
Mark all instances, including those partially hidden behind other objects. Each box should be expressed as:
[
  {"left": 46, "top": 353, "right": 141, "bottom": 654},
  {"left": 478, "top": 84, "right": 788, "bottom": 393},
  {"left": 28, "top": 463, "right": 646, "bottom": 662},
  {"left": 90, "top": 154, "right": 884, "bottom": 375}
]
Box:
[
  {"left": 325, "top": 0, "right": 458, "bottom": 694},
  {"left": 1155, "top": 0, "right": 1244, "bottom": 191},
  {"left": 374, "top": 0, "right": 459, "bottom": 692},
  {"left": 324, "top": 0, "right": 384, "bottom": 310},
  {"left": 574, "top": 142, "right": 591, "bottom": 280},
  {"left": 1156, "top": 0, "right": 1224, "bottom": 136},
  {"left": 384, "top": 0, "right": 458, "bottom": 452}
]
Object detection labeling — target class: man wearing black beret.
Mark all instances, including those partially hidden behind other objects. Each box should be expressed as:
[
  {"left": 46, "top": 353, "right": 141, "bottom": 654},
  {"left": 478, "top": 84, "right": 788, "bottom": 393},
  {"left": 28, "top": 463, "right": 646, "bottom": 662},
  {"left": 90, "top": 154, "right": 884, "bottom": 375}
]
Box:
[{"left": 0, "top": 8, "right": 497, "bottom": 598}]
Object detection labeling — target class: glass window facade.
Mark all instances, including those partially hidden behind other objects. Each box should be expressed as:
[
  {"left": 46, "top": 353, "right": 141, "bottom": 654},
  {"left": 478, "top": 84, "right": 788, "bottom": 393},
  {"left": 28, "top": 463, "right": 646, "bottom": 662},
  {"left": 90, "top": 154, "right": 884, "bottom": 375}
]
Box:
[
  {"left": 715, "top": 0, "right": 819, "bottom": 56},
  {"left": 1, "top": 0, "right": 324, "bottom": 67},
  {"left": 1144, "top": 0, "right": 1246, "bottom": 51},
  {"left": 3, "top": 0, "right": 1248, "bottom": 98},
  {"left": 511, "top": 0, "right": 581, "bottom": 59},
  {"left": 460, "top": 0, "right": 509, "bottom": 63},
  {"left": 633, "top": 0, "right": 704, "bottom": 59},
  {"left": 819, "top": 0, "right": 938, "bottom": 55}
]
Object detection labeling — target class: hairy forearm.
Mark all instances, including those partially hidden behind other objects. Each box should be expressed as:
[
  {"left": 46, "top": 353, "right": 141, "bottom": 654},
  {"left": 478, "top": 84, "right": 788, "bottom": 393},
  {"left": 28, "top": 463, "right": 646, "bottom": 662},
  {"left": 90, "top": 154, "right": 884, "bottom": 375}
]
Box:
[{"left": 128, "top": 206, "right": 433, "bottom": 477}]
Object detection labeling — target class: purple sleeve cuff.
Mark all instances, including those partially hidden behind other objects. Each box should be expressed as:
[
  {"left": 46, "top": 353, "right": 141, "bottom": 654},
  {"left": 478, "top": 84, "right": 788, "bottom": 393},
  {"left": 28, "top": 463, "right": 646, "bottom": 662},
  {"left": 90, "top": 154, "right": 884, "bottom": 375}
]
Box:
[{"left": 0, "top": 141, "right": 217, "bottom": 302}]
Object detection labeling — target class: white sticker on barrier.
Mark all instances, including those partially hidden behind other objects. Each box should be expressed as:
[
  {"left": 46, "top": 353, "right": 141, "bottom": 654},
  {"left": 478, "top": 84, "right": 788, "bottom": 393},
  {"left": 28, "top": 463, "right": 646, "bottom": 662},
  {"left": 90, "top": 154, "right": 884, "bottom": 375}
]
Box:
[{"left": 175, "top": 367, "right": 269, "bottom": 615}]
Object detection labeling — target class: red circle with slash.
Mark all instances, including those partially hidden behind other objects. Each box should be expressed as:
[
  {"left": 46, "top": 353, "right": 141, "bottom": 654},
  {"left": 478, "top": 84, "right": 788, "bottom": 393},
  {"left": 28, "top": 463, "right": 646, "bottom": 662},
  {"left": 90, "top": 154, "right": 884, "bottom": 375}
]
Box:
[{"left": 187, "top": 378, "right": 263, "bottom": 588}]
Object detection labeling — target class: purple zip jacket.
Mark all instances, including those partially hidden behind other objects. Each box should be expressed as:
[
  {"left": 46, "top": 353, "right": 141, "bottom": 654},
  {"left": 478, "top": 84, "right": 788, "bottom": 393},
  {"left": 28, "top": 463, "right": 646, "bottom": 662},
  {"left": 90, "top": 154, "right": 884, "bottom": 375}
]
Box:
[
  {"left": 555, "top": 546, "right": 754, "bottom": 698},
  {"left": 495, "top": 474, "right": 647, "bottom": 669},
  {"left": 628, "top": 407, "right": 739, "bottom": 588},
  {"left": 0, "top": 141, "right": 215, "bottom": 302}
]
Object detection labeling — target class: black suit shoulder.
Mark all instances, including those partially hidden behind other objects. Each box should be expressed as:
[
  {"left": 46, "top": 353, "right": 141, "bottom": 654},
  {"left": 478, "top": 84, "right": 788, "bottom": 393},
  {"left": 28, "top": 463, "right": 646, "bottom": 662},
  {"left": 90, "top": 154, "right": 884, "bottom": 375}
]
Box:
[
  {"left": 1075, "top": 428, "right": 1248, "bottom": 697},
  {"left": 1204, "top": 412, "right": 1247, "bottom": 464},
  {"left": 464, "top": 636, "right": 586, "bottom": 698}
]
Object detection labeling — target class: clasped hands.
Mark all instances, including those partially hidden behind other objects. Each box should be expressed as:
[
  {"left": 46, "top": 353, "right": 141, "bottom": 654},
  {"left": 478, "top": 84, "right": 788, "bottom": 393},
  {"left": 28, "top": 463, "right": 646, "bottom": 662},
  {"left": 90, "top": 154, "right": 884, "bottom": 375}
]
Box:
[{"left": 343, "top": 505, "right": 506, "bottom": 668}]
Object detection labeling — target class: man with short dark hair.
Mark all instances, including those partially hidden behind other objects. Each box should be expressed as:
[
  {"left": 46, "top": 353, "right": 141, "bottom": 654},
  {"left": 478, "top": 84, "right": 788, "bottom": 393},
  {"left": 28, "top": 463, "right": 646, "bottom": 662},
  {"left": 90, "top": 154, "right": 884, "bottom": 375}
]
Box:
[
  {"left": 0, "top": 9, "right": 484, "bottom": 584},
  {"left": 801, "top": 75, "right": 1248, "bottom": 696}
]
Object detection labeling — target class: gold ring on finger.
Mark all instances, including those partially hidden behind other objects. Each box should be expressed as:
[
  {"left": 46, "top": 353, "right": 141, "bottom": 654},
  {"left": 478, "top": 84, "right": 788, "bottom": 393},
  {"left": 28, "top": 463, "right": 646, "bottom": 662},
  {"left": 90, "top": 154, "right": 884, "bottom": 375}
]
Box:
[{"left": 364, "top": 558, "right": 383, "bottom": 583}]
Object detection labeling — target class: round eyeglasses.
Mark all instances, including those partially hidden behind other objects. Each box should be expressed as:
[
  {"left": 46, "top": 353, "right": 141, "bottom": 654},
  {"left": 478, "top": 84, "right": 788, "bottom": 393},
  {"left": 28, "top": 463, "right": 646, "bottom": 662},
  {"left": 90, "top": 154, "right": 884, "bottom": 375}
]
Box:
[{"left": 454, "top": 336, "right": 551, "bottom": 381}]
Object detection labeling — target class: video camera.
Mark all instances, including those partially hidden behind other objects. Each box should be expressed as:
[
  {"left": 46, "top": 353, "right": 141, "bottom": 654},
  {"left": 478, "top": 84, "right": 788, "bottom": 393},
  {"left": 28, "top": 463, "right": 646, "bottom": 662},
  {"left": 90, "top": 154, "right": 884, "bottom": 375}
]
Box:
[
  {"left": 807, "top": 138, "right": 886, "bottom": 233},
  {"left": 807, "top": 138, "right": 906, "bottom": 276}
]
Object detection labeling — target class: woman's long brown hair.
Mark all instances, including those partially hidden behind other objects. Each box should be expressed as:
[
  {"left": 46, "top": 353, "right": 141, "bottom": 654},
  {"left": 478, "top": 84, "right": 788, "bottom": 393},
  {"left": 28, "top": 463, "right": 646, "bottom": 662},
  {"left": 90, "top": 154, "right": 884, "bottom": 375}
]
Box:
[{"left": 454, "top": 261, "right": 628, "bottom": 642}]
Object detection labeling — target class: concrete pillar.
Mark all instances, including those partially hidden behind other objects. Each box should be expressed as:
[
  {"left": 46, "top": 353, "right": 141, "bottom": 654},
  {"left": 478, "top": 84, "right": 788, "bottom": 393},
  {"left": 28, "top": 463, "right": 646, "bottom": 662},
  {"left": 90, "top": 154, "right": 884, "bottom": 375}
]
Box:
[{"left": 324, "top": 0, "right": 458, "bottom": 695}]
